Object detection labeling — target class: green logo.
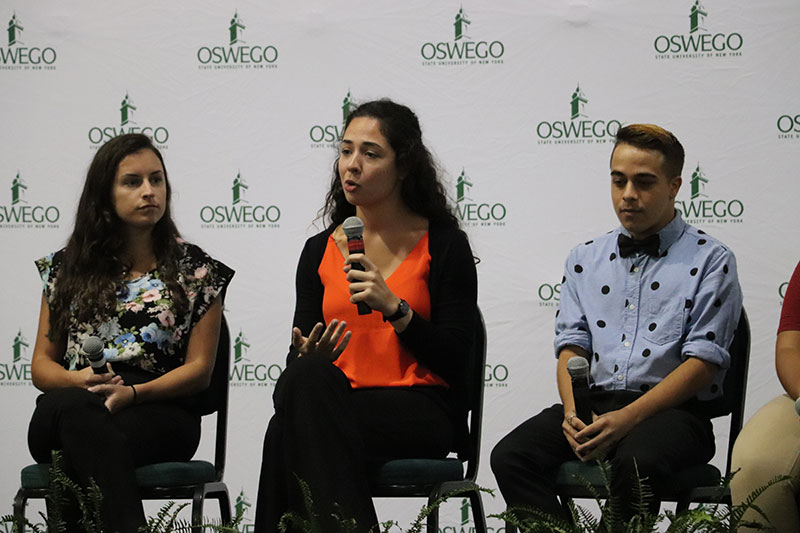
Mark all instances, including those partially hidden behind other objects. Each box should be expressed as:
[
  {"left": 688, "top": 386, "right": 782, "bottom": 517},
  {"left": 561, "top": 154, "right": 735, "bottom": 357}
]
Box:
[
  {"left": 420, "top": 7, "right": 505, "bottom": 67},
  {"left": 674, "top": 163, "right": 744, "bottom": 224},
  {"left": 88, "top": 93, "right": 169, "bottom": 149},
  {"left": 11, "top": 170, "right": 26, "bottom": 205},
  {"left": 229, "top": 327, "right": 284, "bottom": 387},
  {"left": 454, "top": 168, "right": 506, "bottom": 227},
  {"left": 7, "top": 12, "right": 22, "bottom": 45},
  {"left": 538, "top": 281, "right": 562, "bottom": 307},
  {"left": 1, "top": 329, "right": 32, "bottom": 384},
  {"left": 1, "top": 171, "right": 61, "bottom": 228},
  {"left": 120, "top": 93, "right": 137, "bottom": 126},
  {"left": 460, "top": 498, "right": 470, "bottom": 526},
  {"left": 777, "top": 114, "right": 800, "bottom": 140},
  {"left": 779, "top": 281, "right": 788, "bottom": 302},
  {"left": 485, "top": 362, "right": 509, "bottom": 388},
  {"left": 455, "top": 169, "right": 473, "bottom": 204},
  {"left": 537, "top": 83, "right": 622, "bottom": 144},
  {"left": 454, "top": 7, "right": 470, "bottom": 41},
  {"left": 309, "top": 90, "right": 356, "bottom": 148},
  {"left": 1, "top": 11, "right": 57, "bottom": 69},
  {"left": 571, "top": 84, "right": 588, "bottom": 120},
  {"left": 234, "top": 488, "right": 255, "bottom": 532},
  {"left": 233, "top": 329, "right": 251, "bottom": 364},
  {"left": 690, "top": 163, "right": 708, "bottom": 199},
  {"left": 232, "top": 172, "right": 248, "bottom": 205},
  {"left": 200, "top": 172, "right": 281, "bottom": 229},
  {"left": 653, "top": 1, "right": 743, "bottom": 60},
  {"left": 197, "top": 11, "right": 278, "bottom": 70},
  {"left": 229, "top": 11, "right": 245, "bottom": 45},
  {"left": 689, "top": 0, "right": 707, "bottom": 33}
]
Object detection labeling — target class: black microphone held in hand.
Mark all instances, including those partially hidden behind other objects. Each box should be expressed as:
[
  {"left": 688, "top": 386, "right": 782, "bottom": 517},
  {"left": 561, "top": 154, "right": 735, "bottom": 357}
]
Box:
[
  {"left": 342, "top": 216, "right": 372, "bottom": 315},
  {"left": 567, "top": 356, "right": 593, "bottom": 426},
  {"left": 82, "top": 336, "right": 108, "bottom": 374}
]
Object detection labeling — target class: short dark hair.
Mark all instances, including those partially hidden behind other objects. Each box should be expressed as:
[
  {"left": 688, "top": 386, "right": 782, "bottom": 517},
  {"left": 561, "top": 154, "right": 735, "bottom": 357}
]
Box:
[
  {"left": 321, "top": 99, "right": 458, "bottom": 228},
  {"left": 612, "top": 124, "right": 685, "bottom": 178}
]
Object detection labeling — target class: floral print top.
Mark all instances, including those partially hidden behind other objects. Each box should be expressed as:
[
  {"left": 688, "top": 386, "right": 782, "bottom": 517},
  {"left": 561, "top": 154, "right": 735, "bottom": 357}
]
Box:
[{"left": 35, "top": 242, "right": 234, "bottom": 375}]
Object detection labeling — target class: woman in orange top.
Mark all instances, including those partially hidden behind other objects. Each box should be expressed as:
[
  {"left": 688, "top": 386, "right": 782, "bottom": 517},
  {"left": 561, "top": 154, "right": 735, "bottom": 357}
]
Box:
[{"left": 255, "top": 99, "right": 478, "bottom": 532}]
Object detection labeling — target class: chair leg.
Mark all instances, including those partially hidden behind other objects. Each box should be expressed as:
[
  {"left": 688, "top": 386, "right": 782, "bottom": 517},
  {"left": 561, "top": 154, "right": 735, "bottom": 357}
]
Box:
[
  {"left": 215, "top": 487, "right": 232, "bottom": 524},
  {"left": 13, "top": 489, "right": 27, "bottom": 533},
  {"left": 468, "top": 491, "right": 487, "bottom": 533},
  {"left": 191, "top": 486, "right": 205, "bottom": 533},
  {"left": 425, "top": 500, "right": 440, "bottom": 533}
]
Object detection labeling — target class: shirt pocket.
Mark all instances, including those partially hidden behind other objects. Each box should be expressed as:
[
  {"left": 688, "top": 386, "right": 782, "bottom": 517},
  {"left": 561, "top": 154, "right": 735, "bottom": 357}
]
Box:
[{"left": 642, "top": 298, "right": 684, "bottom": 346}]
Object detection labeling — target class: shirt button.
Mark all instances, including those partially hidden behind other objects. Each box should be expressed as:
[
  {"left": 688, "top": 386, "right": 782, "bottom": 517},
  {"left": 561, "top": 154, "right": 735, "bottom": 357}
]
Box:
[
  {"left": 616, "top": 375, "right": 624, "bottom": 381},
  {"left": 633, "top": 267, "right": 640, "bottom": 273},
  {"left": 629, "top": 304, "right": 636, "bottom": 310},
  {"left": 624, "top": 341, "right": 631, "bottom": 347}
]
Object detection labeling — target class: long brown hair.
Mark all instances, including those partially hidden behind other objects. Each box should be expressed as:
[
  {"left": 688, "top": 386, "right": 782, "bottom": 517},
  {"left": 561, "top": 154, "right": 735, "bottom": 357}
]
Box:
[{"left": 48, "top": 134, "right": 187, "bottom": 339}]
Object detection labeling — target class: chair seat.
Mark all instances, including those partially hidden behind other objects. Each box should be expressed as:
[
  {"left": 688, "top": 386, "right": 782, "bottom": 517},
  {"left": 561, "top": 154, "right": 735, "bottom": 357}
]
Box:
[
  {"left": 21, "top": 461, "right": 217, "bottom": 490},
  {"left": 556, "top": 460, "right": 722, "bottom": 496},
  {"left": 369, "top": 458, "right": 464, "bottom": 488}
]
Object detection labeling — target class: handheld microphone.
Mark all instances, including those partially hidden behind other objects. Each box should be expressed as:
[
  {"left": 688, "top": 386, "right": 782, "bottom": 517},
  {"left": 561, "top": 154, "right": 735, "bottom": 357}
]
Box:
[
  {"left": 82, "top": 336, "right": 108, "bottom": 374},
  {"left": 342, "top": 216, "right": 372, "bottom": 315},
  {"left": 566, "top": 356, "right": 593, "bottom": 426}
]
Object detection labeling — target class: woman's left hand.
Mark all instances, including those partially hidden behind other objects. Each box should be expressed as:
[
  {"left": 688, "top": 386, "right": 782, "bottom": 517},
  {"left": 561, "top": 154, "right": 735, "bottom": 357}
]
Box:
[
  {"left": 88, "top": 383, "right": 136, "bottom": 414},
  {"left": 344, "top": 254, "right": 400, "bottom": 316}
]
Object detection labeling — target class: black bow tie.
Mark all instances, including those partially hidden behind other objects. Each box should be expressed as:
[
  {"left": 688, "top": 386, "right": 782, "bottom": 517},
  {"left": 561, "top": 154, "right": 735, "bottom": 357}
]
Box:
[{"left": 618, "top": 233, "right": 660, "bottom": 258}]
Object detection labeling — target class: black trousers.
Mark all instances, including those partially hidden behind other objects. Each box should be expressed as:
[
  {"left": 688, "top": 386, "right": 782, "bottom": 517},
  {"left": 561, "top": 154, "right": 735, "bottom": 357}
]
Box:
[
  {"left": 490, "top": 391, "right": 715, "bottom": 520},
  {"left": 28, "top": 387, "right": 201, "bottom": 533},
  {"left": 254, "top": 354, "right": 455, "bottom": 533}
]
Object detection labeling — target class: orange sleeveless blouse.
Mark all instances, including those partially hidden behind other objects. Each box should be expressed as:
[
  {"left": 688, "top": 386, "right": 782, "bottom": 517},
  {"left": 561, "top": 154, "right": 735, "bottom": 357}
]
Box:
[{"left": 319, "top": 232, "right": 447, "bottom": 389}]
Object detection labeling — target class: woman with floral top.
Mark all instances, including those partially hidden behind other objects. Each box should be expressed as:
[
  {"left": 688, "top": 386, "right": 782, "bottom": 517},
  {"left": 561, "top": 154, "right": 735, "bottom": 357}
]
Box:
[{"left": 28, "top": 133, "right": 233, "bottom": 533}]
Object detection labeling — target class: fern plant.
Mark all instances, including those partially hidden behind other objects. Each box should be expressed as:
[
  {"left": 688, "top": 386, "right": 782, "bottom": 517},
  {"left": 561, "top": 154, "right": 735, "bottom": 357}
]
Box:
[
  {"left": 277, "top": 475, "right": 493, "bottom": 533},
  {"left": 1, "top": 451, "right": 245, "bottom": 533},
  {"left": 493, "top": 459, "right": 788, "bottom": 533}
]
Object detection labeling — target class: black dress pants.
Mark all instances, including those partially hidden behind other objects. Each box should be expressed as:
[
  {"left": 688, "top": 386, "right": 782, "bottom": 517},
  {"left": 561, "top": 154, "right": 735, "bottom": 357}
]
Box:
[
  {"left": 490, "top": 391, "right": 715, "bottom": 520},
  {"left": 254, "top": 354, "right": 455, "bottom": 533},
  {"left": 28, "top": 387, "right": 201, "bottom": 533}
]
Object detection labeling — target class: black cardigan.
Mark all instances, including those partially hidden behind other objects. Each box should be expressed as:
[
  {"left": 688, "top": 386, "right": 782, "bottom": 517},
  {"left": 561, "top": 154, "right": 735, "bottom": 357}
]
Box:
[{"left": 288, "top": 223, "right": 478, "bottom": 390}]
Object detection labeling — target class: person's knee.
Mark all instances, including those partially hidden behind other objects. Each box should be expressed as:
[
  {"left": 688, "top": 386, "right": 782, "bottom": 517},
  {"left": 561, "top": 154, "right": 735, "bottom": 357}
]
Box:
[
  {"left": 490, "top": 436, "right": 515, "bottom": 480},
  {"left": 274, "top": 354, "right": 349, "bottom": 405},
  {"left": 491, "top": 431, "right": 550, "bottom": 481},
  {"left": 38, "top": 387, "right": 104, "bottom": 415},
  {"left": 732, "top": 440, "right": 777, "bottom": 482}
]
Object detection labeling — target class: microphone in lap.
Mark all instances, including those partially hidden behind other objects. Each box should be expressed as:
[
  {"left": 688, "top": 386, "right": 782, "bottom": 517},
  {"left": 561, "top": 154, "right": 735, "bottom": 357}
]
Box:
[
  {"left": 82, "top": 336, "right": 108, "bottom": 374},
  {"left": 566, "top": 356, "right": 593, "bottom": 426},
  {"left": 342, "top": 216, "right": 372, "bottom": 315}
]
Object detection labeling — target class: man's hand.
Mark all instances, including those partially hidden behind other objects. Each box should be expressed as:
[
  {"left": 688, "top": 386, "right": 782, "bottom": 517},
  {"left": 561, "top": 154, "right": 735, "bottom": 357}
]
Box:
[
  {"left": 573, "top": 407, "right": 638, "bottom": 462},
  {"left": 562, "top": 409, "right": 594, "bottom": 460}
]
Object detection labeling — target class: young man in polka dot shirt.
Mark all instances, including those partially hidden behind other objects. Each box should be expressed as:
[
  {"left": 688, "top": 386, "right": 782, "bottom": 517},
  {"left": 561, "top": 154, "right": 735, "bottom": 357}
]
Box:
[{"left": 491, "top": 124, "right": 743, "bottom": 521}]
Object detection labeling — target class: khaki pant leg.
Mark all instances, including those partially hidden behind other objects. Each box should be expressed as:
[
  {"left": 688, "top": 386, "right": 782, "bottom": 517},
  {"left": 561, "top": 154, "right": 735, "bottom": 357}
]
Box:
[{"left": 731, "top": 394, "right": 800, "bottom": 533}]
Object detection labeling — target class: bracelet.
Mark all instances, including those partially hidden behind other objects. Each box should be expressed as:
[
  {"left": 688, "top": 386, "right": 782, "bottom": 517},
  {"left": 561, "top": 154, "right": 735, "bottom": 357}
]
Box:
[{"left": 130, "top": 384, "right": 137, "bottom": 405}]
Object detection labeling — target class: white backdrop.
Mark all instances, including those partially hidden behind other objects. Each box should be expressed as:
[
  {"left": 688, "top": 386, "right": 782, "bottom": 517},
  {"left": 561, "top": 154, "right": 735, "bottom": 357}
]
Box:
[{"left": 2, "top": 1, "right": 799, "bottom": 531}]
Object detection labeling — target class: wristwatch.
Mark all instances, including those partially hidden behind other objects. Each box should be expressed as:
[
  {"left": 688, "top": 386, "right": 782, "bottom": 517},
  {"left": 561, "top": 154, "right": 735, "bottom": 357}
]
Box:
[{"left": 382, "top": 299, "right": 410, "bottom": 322}]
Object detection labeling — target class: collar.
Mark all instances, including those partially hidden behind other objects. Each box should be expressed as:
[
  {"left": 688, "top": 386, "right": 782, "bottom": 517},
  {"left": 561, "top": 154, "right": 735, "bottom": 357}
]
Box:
[{"left": 617, "top": 211, "right": 686, "bottom": 256}]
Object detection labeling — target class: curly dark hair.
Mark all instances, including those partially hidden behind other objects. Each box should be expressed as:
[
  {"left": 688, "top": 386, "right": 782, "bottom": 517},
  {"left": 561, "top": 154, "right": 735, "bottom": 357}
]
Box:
[
  {"left": 321, "top": 99, "right": 459, "bottom": 228},
  {"left": 48, "top": 134, "right": 188, "bottom": 340}
]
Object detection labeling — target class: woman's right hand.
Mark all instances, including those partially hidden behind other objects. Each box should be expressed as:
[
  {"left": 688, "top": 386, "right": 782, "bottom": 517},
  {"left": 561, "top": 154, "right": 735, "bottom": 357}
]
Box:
[{"left": 291, "top": 319, "right": 351, "bottom": 361}]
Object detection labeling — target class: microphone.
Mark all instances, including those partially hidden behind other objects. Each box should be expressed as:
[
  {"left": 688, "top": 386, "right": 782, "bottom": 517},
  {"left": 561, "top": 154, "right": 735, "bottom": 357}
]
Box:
[
  {"left": 566, "top": 356, "right": 593, "bottom": 426},
  {"left": 82, "top": 336, "right": 108, "bottom": 374},
  {"left": 342, "top": 216, "right": 372, "bottom": 315}
]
